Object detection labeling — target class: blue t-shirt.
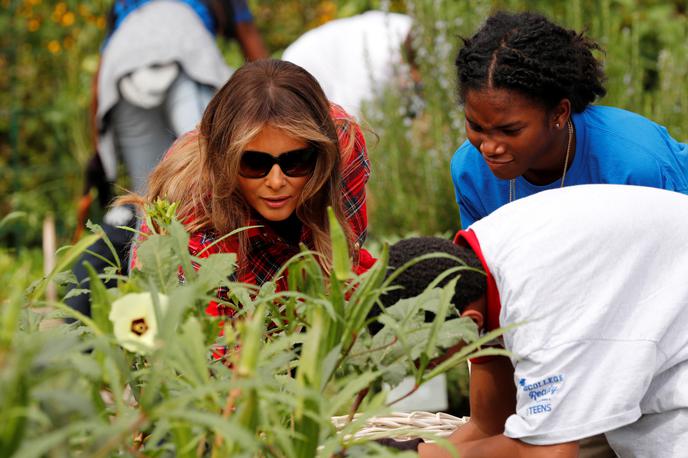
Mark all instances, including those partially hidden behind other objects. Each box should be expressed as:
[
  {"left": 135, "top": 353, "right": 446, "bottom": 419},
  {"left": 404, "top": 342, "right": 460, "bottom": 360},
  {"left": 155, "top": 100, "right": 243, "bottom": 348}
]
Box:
[
  {"left": 450, "top": 105, "right": 688, "bottom": 228},
  {"left": 108, "top": 0, "right": 253, "bottom": 38}
]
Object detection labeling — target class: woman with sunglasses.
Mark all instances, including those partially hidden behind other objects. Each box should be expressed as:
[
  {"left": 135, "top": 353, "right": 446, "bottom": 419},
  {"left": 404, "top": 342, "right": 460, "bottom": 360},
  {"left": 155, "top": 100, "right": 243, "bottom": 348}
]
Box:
[{"left": 124, "top": 59, "right": 372, "bottom": 313}]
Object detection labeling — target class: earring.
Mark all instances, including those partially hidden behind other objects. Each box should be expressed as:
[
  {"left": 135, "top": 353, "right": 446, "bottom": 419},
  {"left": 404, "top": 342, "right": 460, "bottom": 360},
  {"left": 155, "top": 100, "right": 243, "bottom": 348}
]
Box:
[{"left": 556, "top": 123, "right": 560, "bottom": 128}]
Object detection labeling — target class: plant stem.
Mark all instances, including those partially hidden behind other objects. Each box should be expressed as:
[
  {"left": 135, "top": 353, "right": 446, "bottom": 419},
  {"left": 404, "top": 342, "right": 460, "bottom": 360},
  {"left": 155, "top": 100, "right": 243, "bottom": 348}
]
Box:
[
  {"left": 386, "top": 384, "right": 420, "bottom": 407},
  {"left": 91, "top": 413, "right": 148, "bottom": 458},
  {"left": 347, "top": 387, "right": 369, "bottom": 422}
]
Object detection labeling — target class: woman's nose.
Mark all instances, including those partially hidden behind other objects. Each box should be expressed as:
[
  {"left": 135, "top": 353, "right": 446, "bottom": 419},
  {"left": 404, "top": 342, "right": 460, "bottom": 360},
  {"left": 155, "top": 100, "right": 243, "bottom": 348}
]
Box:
[
  {"left": 479, "top": 138, "right": 505, "bottom": 157},
  {"left": 265, "top": 164, "right": 287, "bottom": 189}
]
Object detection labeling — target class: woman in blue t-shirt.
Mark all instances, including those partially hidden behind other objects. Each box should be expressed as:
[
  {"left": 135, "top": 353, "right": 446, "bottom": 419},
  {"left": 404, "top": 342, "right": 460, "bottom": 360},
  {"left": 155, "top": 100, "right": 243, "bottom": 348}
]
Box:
[{"left": 451, "top": 11, "right": 688, "bottom": 229}]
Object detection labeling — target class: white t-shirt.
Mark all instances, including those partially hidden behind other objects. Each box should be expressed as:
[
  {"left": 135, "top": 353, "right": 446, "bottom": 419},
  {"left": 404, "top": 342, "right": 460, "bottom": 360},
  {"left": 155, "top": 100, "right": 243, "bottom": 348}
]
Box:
[
  {"left": 469, "top": 184, "right": 688, "bottom": 456},
  {"left": 97, "top": 1, "right": 232, "bottom": 180},
  {"left": 281, "top": 11, "right": 412, "bottom": 119}
]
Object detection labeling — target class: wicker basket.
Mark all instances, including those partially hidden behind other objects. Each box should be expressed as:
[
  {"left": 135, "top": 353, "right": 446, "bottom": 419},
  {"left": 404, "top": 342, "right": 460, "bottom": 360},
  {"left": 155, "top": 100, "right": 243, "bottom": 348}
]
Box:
[{"left": 332, "top": 411, "right": 469, "bottom": 442}]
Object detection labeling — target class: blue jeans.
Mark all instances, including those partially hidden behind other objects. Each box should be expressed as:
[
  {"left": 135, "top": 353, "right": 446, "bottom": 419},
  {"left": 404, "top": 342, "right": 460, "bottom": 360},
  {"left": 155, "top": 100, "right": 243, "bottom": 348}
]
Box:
[{"left": 111, "top": 70, "right": 214, "bottom": 194}]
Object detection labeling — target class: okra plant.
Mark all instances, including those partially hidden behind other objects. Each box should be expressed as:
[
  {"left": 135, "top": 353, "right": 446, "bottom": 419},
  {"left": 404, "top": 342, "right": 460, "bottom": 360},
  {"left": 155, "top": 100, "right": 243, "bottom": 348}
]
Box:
[{"left": 1, "top": 203, "right": 507, "bottom": 457}]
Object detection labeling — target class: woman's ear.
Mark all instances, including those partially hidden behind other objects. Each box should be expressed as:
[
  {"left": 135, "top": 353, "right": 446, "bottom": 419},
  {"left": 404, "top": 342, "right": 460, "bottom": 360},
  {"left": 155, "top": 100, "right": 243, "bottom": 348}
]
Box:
[{"left": 552, "top": 98, "right": 572, "bottom": 129}]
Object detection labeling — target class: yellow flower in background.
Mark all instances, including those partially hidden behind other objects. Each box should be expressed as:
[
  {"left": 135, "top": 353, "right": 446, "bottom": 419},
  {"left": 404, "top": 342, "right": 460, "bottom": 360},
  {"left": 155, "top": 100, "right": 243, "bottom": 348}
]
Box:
[
  {"left": 109, "top": 292, "right": 169, "bottom": 354},
  {"left": 78, "top": 4, "right": 90, "bottom": 17},
  {"left": 316, "top": 1, "right": 336, "bottom": 25},
  {"left": 61, "top": 11, "right": 75, "bottom": 26},
  {"left": 28, "top": 18, "right": 40, "bottom": 32},
  {"left": 47, "top": 40, "right": 61, "bottom": 54},
  {"left": 54, "top": 2, "right": 66, "bottom": 15},
  {"left": 96, "top": 16, "right": 106, "bottom": 29}
]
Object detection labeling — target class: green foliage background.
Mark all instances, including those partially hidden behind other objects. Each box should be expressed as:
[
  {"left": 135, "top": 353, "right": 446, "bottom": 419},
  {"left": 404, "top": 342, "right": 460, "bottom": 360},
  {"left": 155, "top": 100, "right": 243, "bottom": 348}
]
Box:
[
  {"left": 1, "top": 0, "right": 687, "bottom": 263},
  {"left": 0, "top": 0, "right": 686, "bottom": 452}
]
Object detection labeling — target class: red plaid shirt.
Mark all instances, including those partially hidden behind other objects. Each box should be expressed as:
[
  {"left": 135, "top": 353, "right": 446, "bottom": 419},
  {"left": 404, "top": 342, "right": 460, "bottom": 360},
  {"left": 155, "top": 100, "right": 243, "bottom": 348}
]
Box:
[{"left": 133, "top": 104, "right": 373, "bottom": 316}]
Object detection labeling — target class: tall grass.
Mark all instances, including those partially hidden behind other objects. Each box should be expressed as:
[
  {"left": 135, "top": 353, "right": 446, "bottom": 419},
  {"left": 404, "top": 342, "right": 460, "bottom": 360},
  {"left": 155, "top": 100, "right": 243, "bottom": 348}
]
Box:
[{"left": 364, "top": 0, "right": 688, "bottom": 237}]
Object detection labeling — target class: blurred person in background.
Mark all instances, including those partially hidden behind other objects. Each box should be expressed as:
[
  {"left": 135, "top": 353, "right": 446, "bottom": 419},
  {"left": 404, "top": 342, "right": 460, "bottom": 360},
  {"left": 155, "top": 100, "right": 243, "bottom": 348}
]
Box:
[
  {"left": 282, "top": 10, "right": 417, "bottom": 121},
  {"left": 451, "top": 11, "right": 688, "bottom": 230},
  {"left": 97, "top": 0, "right": 267, "bottom": 198},
  {"left": 67, "top": 0, "right": 267, "bottom": 319}
]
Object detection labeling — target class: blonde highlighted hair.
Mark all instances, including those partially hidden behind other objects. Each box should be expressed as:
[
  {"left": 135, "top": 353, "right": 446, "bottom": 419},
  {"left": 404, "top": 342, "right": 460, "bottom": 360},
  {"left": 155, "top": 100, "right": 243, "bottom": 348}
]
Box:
[{"left": 120, "top": 59, "right": 357, "bottom": 272}]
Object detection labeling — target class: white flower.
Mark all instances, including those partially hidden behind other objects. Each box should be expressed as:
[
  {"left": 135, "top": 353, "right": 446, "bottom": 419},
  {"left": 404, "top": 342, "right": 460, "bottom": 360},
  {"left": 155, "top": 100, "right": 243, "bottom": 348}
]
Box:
[{"left": 109, "top": 292, "right": 169, "bottom": 354}]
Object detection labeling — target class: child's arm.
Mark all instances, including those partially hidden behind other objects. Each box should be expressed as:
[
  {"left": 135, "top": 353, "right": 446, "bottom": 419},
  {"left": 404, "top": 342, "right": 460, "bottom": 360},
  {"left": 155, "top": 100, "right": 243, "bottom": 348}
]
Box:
[{"left": 419, "top": 356, "right": 517, "bottom": 455}]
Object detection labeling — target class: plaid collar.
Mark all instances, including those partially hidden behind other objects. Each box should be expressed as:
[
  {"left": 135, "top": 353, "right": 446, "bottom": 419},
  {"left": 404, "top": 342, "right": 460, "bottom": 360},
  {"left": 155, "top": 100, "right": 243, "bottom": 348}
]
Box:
[{"left": 188, "top": 214, "right": 315, "bottom": 288}]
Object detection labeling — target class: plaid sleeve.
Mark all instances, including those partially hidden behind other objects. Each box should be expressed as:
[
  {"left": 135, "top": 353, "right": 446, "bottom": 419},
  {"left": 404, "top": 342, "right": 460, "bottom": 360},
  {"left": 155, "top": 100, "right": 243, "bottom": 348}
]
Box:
[
  {"left": 128, "top": 220, "right": 151, "bottom": 272},
  {"left": 331, "top": 104, "right": 371, "bottom": 247}
]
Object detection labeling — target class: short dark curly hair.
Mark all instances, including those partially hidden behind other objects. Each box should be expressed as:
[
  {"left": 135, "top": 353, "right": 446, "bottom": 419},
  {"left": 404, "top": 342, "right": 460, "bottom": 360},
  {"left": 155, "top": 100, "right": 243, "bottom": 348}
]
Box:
[
  {"left": 380, "top": 237, "right": 487, "bottom": 313},
  {"left": 455, "top": 11, "right": 606, "bottom": 112}
]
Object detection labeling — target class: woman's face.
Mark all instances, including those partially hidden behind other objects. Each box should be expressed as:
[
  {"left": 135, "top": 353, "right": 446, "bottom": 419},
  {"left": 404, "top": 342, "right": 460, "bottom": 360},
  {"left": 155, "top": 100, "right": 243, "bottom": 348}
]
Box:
[
  {"left": 463, "top": 87, "right": 565, "bottom": 184},
  {"left": 237, "top": 125, "right": 312, "bottom": 222}
]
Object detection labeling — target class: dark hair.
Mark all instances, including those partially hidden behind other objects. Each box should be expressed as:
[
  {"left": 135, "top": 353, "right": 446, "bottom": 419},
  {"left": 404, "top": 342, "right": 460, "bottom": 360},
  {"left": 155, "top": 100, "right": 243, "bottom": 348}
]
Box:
[
  {"left": 455, "top": 11, "right": 606, "bottom": 112},
  {"left": 380, "top": 237, "right": 487, "bottom": 313}
]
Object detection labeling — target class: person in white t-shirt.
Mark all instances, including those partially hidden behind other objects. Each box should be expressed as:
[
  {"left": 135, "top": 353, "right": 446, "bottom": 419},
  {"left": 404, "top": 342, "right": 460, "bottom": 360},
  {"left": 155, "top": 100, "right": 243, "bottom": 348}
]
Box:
[
  {"left": 281, "top": 10, "right": 415, "bottom": 119},
  {"left": 382, "top": 184, "right": 688, "bottom": 457}
]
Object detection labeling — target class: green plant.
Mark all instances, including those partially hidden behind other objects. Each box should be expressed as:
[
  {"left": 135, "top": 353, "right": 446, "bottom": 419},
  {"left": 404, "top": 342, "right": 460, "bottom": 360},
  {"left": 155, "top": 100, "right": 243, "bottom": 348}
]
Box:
[{"left": 1, "top": 202, "right": 507, "bottom": 457}]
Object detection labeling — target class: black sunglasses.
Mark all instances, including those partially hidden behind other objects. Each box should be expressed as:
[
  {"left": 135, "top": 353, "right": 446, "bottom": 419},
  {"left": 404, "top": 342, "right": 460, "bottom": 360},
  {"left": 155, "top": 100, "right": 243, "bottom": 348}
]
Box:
[{"left": 239, "top": 147, "right": 317, "bottom": 178}]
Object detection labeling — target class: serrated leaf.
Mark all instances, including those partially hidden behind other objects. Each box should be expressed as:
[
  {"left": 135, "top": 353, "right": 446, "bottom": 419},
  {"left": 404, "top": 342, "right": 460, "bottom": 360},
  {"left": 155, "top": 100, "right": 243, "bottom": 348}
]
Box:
[
  {"left": 381, "top": 360, "right": 409, "bottom": 387},
  {"left": 62, "top": 287, "right": 89, "bottom": 300},
  {"left": 167, "top": 219, "right": 194, "bottom": 282},
  {"left": 52, "top": 270, "right": 78, "bottom": 286},
  {"left": 435, "top": 317, "right": 479, "bottom": 349},
  {"left": 136, "top": 234, "right": 178, "bottom": 291},
  {"left": 194, "top": 253, "right": 237, "bottom": 289}
]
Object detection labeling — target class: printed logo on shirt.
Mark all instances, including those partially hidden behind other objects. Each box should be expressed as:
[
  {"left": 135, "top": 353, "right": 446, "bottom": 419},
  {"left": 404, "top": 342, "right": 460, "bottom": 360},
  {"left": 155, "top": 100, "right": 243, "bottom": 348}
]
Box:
[{"left": 519, "top": 374, "right": 564, "bottom": 416}]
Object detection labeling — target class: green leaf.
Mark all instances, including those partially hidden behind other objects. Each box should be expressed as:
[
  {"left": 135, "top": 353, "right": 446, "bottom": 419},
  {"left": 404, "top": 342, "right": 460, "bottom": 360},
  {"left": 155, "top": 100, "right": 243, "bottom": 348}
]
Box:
[
  {"left": 1, "top": 264, "right": 30, "bottom": 348},
  {"left": 167, "top": 218, "right": 195, "bottom": 282},
  {"left": 83, "top": 262, "right": 113, "bottom": 334},
  {"left": 435, "top": 317, "right": 479, "bottom": 349},
  {"left": 381, "top": 360, "right": 409, "bottom": 387},
  {"left": 173, "top": 317, "right": 211, "bottom": 387},
  {"left": 0, "top": 211, "right": 27, "bottom": 232},
  {"left": 136, "top": 234, "right": 178, "bottom": 292},
  {"left": 195, "top": 252, "right": 237, "bottom": 289},
  {"left": 86, "top": 221, "right": 122, "bottom": 271},
  {"left": 165, "top": 409, "right": 257, "bottom": 453},
  {"left": 326, "top": 370, "right": 381, "bottom": 416},
  {"left": 421, "top": 278, "right": 457, "bottom": 364},
  {"left": 29, "top": 233, "right": 101, "bottom": 302},
  {"left": 12, "top": 421, "right": 95, "bottom": 458},
  {"left": 319, "top": 343, "right": 342, "bottom": 390},
  {"left": 237, "top": 304, "right": 265, "bottom": 378},
  {"left": 328, "top": 207, "right": 352, "bottom": 280}
]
